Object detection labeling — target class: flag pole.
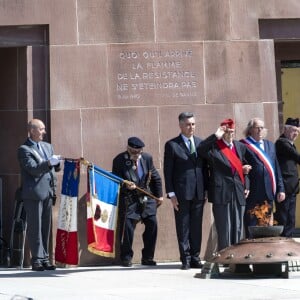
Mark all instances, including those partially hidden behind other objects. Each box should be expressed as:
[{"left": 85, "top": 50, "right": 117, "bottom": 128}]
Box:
[
  {"left": 79, "top": 157, "right": 161, "bottom": 202},
  {"left": 122, "top": 180, "right": 161, "bottom": 202}
]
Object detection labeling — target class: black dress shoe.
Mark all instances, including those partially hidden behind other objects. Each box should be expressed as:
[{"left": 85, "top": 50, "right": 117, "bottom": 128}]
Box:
[
  {"left": 181, "top": 263, "right": 190, "bottom": 270},
  {"left": 121, "top": 260, "right": 132, "bottom": 267},
  {"left": 42, "top": 261, "right": 56, "bottom": 270},
  {"left": 141, "top": 259, "right": 157, "bottom": 266},
  {"left": 190, "top": 261, "right": 203, "bottom": 269},
  {"left": 32, "top": 262, "right": 45, "bottom": 271}
]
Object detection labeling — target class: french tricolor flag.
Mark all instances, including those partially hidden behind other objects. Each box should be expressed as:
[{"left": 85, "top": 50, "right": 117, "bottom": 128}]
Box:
[
  {"left": 87, "top": 165, "right": 122, "bottom": 258},
  {"left": 55, "top": 160, "right": 80, "bottom": 265}
]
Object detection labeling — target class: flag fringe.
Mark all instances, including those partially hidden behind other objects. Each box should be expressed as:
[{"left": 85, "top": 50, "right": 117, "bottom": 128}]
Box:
[{"left": 87, "top": 244, "right": 116, "bottom": 258}]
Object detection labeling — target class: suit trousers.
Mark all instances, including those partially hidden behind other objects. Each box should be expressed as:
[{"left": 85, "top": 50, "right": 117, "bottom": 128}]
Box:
[
  {"left": 23, "top": 196, "right": 52, "bottom": 264},
  {"left": 174, "top": 198, "right": 204, "bottom": 264},
  {"left": 275, "top": 194, "right": 297, "bottom": 237},
  {"left": 120, "top": 215, "right": 157, "bottom": 261},
  {"left": 213, "top": 195, "right": 245, "bottom": 251}
]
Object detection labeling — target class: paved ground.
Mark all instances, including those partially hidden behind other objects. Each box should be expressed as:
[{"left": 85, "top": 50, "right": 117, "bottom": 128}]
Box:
[{"left": 1, "top": 262, "right": 300, "bottom": 300}]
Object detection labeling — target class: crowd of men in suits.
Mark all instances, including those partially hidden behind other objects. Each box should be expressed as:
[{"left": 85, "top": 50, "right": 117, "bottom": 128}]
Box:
[
  {"left": 18, "top": 115, "right": 299, "bottom": 271},
  {"left": 112, "top": 113, "right": 299, "bottom": 270}
]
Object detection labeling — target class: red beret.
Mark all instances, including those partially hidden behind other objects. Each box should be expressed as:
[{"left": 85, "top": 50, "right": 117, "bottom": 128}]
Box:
[{"left": 220, "top": 118, "right": 235, "bottom": 129}]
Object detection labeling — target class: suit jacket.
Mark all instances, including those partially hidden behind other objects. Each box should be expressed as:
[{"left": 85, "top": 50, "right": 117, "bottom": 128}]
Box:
[
  {"left": 275, "top": 134, "right": 300, "bottom": 195},
  {"left": 198, "top": 134, "right": 250, "bottom": 205},
  {"left": 18, "top": 138, "right": 60, "bottom": 201},
  {"left": 112, "top": 151, "right": 163, "bottom": 219},
  {"left": 244, "top": 139, "right": 285, "bottom": 206},
  {"left": 163, "top": 135, "right": 207, "bottom": 201}
]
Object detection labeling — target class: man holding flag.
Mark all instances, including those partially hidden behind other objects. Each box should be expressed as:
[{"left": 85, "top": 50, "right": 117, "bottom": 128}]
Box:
[
  {"left": 18, "top": 119, "right": 61, "bottom": 271},
  {"left": 112, "top": 137, "right": 163, "bottom": 267}
]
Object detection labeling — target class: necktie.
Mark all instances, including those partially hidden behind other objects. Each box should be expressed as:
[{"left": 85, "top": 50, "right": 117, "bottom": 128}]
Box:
[
  {"left": 37, "top": 143, "right": 47, "bottom": 159},
  {"left": 189, "top": 139, "right": 196, "bottom": 154},
  {"left": 133, "top": 160, "right": 140, "bottom": 178}
]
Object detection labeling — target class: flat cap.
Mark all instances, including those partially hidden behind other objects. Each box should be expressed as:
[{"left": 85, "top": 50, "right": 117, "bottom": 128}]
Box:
[
  {"left": 128, "top": 137, "right": 145, "bottom": 148},
  {"left": 285, "top": 117, "right": 299, "bottom": 127}
]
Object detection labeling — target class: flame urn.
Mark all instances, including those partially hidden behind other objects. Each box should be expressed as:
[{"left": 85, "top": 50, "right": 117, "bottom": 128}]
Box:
[{"left": 199, "top": 231, "right": 300, "bottom": 279}]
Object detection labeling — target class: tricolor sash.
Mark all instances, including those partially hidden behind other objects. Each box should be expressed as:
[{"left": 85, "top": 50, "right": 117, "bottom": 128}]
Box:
[
  {"left": 216, "top": 139, "right": 245, "bottom": 184},
  {"left": 241, "top": 137, "right": 276, "bottom": 195}
]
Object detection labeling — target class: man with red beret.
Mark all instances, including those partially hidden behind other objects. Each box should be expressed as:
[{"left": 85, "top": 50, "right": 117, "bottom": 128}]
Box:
[
  {"left": 198, "top": 119, "right": 251, "bottom": 250},
  {"left": 275, "top": 117, "right": 300, "bottom": 237}
]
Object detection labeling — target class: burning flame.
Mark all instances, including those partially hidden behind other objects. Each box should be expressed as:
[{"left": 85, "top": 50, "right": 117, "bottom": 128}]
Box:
[{"left": 248, "top": 200, "right": 278, "bottom": 226}]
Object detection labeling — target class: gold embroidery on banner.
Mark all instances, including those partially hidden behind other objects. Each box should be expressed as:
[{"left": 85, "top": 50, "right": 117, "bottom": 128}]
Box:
[{"left": 101, "top": 209, "right": 108, "bottom": 223}]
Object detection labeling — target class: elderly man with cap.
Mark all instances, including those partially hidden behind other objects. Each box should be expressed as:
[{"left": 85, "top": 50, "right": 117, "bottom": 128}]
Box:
[
  {"left": 112, "top": 137, "right": 163, "bottom": 267},
  {"left": 241, "top": 117, "right": 285, "bottom": 237},
  {"left": 275, "top": 117, "right": 300, "bottom": 237},
  {"left": 198, "top": 118, "right": 251, "bottom": 251}
]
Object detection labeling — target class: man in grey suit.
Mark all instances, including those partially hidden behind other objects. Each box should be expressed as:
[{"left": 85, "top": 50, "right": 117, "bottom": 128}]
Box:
[
  {"left": 164, "top": 112, "right": 207, "bottom": 270},
  {"left": 18, "top": 119, "right": 61, "bottom": 271}
]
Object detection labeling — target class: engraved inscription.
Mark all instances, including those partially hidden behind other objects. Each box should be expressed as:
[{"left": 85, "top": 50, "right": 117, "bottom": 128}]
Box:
[{"left": 113, "top": 47, "right": 200, "bottom": 101}]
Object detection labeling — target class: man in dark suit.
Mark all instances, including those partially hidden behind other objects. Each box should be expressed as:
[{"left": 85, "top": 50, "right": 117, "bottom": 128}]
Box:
[
  {"left": 241, "top": 117, "right": 285, "bottom": 236},
  {"left": 275, "top": 117, "right": 300, "bottom": 237},
  {"left": 164, "top": 112, "right": 207, "bottom": 270},
  {"left": 198, "top": 119, "right": 251, "bottom": 251},
  {"left": 17, "top": 119, "right": 61, "bottom": 271},
  {"left": 112, "top": 137, "right": 163, "bottom": 267}
]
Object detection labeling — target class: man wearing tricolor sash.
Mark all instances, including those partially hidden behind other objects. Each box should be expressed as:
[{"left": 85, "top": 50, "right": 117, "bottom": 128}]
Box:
[
  {"left": 241, "top": 117, "right": 285, "bottom": 237},
  {"left": 198, "top": 119, "right": 251, "bottom": 251}
]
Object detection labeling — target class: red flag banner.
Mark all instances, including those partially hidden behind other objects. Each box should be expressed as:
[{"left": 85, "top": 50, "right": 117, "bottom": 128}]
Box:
[{"left": 55, "top": 159, "right": 80, "bottom": 265}]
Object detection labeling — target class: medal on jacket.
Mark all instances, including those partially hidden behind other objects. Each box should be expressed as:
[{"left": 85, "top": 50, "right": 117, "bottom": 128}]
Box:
[{"left": 124, "top": 153, "right": 133, "bottom": 167}]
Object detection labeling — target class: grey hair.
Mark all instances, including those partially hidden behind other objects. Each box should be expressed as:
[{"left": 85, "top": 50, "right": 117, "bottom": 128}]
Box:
[
  {"left": 178, "top": 112, "right": 194, "bottom": 122},
  {"left": 28, "top": 120, "right": 37, "bottom": 130},
  {"left": 243, "top": 117, "right": 267, "bottom": 137},
  {"left": 27, "top": 119, "right": 44, "bottom": 131}
]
